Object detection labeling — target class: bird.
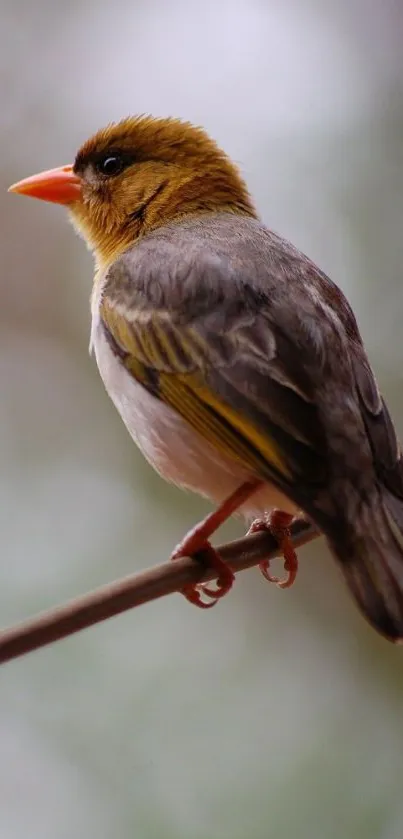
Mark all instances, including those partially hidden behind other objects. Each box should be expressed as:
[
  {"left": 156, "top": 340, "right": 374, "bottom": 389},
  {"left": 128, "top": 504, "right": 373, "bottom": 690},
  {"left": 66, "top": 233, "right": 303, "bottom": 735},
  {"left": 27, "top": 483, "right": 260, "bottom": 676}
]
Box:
[{"left": 8, "top": 114, "right": 403, "bottom": 642}]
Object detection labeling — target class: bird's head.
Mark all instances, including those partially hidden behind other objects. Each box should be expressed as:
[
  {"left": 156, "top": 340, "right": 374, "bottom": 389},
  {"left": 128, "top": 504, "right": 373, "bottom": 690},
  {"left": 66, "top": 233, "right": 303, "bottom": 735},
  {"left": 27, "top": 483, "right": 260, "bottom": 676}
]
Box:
[{"left": 9, "top": 115, "right": 256, "bottom": 269}]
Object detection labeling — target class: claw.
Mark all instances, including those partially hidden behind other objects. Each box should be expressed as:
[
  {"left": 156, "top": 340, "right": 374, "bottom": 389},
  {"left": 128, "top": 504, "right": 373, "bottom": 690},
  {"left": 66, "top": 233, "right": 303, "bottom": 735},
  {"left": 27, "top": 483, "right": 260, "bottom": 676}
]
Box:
[
  {"left": 171, "top": 540, "right": 235, "bottom": 608},
  {"left": 248, "top": 510, "right": 299, "bottom": 589},
  {"left": 180, "top": 584, "right": 217, "bottom": 609}
]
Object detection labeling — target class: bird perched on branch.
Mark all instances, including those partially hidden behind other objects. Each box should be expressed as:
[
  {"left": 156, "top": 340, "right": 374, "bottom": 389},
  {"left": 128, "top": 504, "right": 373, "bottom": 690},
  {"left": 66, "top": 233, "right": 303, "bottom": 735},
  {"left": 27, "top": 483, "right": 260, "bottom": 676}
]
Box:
[{"left": 9, "top": 115, "right": 403, "bottom": 642}]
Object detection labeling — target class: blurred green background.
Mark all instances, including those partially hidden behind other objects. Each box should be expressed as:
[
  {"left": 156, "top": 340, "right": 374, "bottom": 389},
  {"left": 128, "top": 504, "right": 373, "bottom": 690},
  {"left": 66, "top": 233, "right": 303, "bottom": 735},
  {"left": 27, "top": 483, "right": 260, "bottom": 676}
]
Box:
[{"left": 1, "top": 1, "right": 403, "bottom": 837}]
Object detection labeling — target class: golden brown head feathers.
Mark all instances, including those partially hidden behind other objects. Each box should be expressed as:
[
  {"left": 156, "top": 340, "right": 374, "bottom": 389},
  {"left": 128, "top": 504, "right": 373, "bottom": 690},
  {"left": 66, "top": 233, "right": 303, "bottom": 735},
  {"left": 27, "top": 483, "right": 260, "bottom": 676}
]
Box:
[{"left": 70, "top": 115, "right": 257, "bottom": 269}]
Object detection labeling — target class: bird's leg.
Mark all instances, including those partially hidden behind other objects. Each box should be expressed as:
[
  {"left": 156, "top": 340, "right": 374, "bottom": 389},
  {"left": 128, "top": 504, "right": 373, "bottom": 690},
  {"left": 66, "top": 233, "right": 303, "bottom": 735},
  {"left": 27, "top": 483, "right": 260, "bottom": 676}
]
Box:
[
  {"left": 171, "top": 478, "right": 263, "bottom": 609},
  {"left": 247, "top": 509, "right": 298, "bottom": 589}
]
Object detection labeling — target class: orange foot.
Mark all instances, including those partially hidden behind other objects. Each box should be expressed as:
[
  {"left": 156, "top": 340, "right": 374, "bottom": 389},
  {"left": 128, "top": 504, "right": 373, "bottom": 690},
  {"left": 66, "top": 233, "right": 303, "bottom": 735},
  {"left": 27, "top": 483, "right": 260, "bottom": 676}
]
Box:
[
  {"left": 171, "top": 535, "right": 234, "bottom": 609},
  {"left": 247, "top": 509, "right": 298, "bottom": 589},
  {"left": 171, "top": 478, "right": 263, "bottom": 609}
]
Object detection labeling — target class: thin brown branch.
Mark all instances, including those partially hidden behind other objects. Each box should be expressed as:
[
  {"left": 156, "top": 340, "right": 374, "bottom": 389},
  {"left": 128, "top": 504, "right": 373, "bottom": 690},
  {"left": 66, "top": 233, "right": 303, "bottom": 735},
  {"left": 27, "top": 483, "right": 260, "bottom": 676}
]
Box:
[{"left": 0, "top": 519, "right": 318, "bottom": 665}]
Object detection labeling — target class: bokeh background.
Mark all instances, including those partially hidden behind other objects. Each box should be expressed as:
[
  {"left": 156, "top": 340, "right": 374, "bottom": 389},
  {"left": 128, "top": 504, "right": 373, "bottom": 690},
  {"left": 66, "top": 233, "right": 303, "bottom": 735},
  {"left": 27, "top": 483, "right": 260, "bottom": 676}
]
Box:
[{"left": 1, "top": 1, "right": 403, "bottom": 837}]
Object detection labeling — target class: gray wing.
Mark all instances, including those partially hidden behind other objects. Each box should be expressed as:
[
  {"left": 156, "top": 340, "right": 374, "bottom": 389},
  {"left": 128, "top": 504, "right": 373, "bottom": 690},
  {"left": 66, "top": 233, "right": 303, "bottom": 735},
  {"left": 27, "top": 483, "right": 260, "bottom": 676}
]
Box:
[{"left": 101, "top": 215, "right": 403, "bottom": 520}]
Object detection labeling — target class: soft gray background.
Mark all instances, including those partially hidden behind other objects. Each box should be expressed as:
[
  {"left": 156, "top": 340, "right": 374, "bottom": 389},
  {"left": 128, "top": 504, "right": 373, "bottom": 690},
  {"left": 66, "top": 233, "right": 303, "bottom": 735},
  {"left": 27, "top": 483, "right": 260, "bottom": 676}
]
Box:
[{"left": 1, "top": 1, "right": 403, "bottom": 837}]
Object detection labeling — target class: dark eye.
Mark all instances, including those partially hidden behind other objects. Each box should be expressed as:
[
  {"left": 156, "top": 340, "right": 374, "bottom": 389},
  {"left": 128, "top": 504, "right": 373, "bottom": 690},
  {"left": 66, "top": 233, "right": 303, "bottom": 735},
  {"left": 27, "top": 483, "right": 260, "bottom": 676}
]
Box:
[{"left": 96, "top": 154, "right": 125, "bottom": 177}]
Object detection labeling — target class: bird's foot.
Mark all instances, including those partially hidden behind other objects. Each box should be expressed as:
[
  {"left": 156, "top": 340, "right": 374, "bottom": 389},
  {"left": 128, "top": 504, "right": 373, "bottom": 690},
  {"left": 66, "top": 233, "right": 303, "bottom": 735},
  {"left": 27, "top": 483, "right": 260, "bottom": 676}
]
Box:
[
  {"left": 171, "top": 532, "right": 234, "bottom": 609},
  {"left": 171, "top": 478, "right": 263, "bottom": 609},
  {"left": 247, "top": 509, "right": 298, "bottom": 589}
]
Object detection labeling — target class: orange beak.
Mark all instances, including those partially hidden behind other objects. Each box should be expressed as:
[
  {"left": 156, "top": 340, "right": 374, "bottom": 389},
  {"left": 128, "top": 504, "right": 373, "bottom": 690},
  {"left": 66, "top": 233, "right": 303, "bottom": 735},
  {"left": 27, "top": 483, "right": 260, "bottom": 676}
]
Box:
[{"left": 8, "top": 164, "right": 82, "bottom": 205}]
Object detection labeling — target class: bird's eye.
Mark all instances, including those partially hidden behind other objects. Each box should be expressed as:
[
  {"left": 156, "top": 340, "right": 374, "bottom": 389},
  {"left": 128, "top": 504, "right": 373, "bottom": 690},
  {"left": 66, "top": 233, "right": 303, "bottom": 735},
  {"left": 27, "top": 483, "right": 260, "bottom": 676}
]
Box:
[{"left": 96, "top": 154, "right": 125, "bottom": 177}]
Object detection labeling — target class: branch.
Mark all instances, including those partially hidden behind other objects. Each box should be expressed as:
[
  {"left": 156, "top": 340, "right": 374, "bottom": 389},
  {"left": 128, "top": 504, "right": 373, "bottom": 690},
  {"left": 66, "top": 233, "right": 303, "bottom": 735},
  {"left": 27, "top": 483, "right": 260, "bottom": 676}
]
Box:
[{"left": 0, "top": 519, "right": 318, "bottom": 665}]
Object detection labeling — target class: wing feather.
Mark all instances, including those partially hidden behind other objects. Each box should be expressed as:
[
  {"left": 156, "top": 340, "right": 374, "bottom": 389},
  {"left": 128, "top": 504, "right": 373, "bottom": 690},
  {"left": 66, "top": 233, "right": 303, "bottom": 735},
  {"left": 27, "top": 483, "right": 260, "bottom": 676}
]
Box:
[
  {"left": 97, "top": 216, "right": 403, "bottom": 559},
  {"left": 100, "top": 291, "right": 327, "bottom": 492}
]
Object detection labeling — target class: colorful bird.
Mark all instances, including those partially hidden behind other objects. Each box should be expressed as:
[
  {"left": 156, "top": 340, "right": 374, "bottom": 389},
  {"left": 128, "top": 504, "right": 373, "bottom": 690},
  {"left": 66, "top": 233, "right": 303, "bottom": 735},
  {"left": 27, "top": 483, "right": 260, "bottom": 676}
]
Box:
[{"left": 9, "top": 115, "right": 403, "bottom": 641}]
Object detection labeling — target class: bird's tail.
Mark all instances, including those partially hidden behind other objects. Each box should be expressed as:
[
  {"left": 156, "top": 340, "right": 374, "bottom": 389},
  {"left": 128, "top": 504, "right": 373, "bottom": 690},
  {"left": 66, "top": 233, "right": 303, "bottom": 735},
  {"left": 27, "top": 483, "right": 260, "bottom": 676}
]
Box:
[{"left": 327, "top": 486, "right": 403, "bottom": 642}]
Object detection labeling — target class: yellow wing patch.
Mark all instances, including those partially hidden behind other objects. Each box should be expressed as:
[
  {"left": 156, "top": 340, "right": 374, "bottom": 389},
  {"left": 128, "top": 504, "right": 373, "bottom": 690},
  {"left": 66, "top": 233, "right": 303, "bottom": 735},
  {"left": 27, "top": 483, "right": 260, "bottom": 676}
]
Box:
[
  {"left": 182, "top": 374, "right": 291, "bottom": 478},
  {"left": 101, "top": 299, "right": 291, "bottom": 483}
]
